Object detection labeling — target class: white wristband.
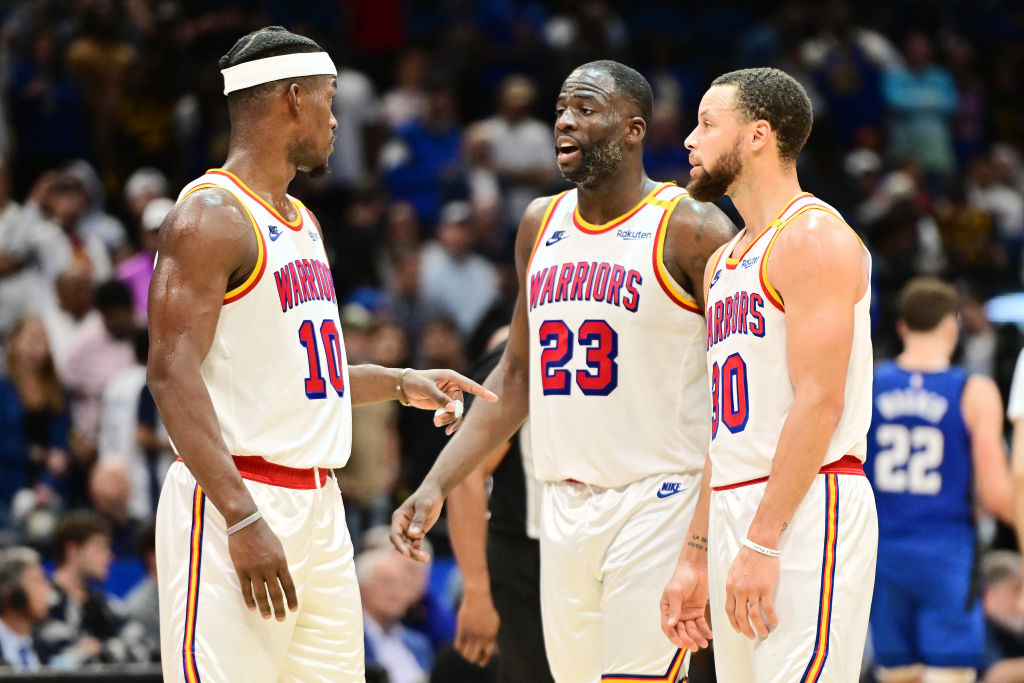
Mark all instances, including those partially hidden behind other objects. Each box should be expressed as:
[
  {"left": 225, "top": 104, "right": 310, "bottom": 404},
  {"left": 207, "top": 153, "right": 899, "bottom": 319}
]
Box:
[
  {"left": 227, "top": 510, "right": 263, "bottom": 536},
  {"left": 743, "top": 537, "right": 780, "bottom": 558}
]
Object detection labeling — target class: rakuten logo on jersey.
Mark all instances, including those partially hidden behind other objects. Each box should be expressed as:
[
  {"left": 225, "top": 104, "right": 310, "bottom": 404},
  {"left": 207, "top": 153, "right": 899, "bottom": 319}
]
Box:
[{"left": 615, "top": 229, "right": 651, "bottom": 240}]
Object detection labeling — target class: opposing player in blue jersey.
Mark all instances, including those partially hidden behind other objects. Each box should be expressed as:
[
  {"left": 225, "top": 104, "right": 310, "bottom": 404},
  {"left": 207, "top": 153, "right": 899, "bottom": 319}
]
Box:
[{"left": 866, "top": 277, "right": 1014, "bottom": 683}]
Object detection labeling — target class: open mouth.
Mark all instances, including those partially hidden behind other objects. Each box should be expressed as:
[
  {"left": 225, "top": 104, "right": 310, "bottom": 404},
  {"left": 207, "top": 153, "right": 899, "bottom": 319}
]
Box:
[{"left": 556, "top": 137, "right": 581, "bottom": 164}]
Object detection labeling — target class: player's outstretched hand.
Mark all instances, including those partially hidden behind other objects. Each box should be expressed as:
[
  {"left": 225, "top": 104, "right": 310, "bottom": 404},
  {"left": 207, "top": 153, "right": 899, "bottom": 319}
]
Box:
[
  {"left": 725, "top": 546, "right": 779, "bottom": 639},
  {"left": 401, "top": 369, "right": 498, "bottom": 435},
  {"left": 661, "top": 560, "right": 713, "bottom": 651},
  {"left": 390, "top": 483, "right": 443, "bottom": 563},
  {"left": 228, "top": 518, "right": 298, "bottom": 621},
  {"left": 455, "top": 589, "right": 501, "bottom": 666}
]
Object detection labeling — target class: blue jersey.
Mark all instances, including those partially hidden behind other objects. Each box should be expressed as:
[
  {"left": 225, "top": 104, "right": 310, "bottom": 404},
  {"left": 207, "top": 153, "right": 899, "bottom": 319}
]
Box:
[{"left": 866, "top": 361, "right": 973, "bottom": 550}]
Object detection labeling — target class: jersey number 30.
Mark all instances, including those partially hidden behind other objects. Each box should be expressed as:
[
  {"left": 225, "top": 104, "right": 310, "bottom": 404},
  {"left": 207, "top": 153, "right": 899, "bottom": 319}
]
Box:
[
  {"left": 711, "top": 353, "right": 749, "bottom": 438},
  {"left": 298, "top": 319, "right": 346, "bottom": 399},
  {"left": 539, "top": 320, "right": 618, "bottom": 396}
]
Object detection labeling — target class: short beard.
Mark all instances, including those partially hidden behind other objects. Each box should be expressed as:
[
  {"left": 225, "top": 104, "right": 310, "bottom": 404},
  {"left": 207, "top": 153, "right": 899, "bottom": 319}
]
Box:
[
  {"left": 686, "top": 139, "right": 742, "bottom": 202},
  {"left": 561, "top": 137, "right": 623, "bottom": 188}
]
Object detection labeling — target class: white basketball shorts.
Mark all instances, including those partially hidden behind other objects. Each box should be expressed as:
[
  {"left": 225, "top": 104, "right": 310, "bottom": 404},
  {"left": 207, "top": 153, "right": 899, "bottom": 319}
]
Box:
[{"left": 157, "top": 459, "right": 364, "bottom": 682}]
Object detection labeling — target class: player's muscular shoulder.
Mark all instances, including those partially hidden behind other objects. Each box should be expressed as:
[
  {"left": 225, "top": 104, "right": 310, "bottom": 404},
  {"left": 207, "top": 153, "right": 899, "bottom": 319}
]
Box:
[
  {"left": 663, "top": 198, "right": 737, "bottom": 309},
  {"left": 161, "top": 187, "right": 259, "bottom": 288},
  {"left": 768, "top": 211, "right": 866, "bottom": 303},
  {"left": 514, "top": 194, "right": 562, "bottom": 271}
]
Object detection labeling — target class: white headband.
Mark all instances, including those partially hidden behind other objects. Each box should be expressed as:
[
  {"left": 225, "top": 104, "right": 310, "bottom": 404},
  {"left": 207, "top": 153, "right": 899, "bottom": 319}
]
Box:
[{"left": 221, "top": 52, "right": 337, "bottom": 95}]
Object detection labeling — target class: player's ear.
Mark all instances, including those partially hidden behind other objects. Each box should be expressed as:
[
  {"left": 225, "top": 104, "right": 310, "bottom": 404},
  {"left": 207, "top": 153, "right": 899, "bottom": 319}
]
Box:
[
  {"left": 286, "top": 83, "right": 302, "bottom": 117},
  {"left": 749, "top": 119, "right": 771, "bottom": 154},
  {"left": 625, "top": 115, "right": 646, "bottom": 146}
]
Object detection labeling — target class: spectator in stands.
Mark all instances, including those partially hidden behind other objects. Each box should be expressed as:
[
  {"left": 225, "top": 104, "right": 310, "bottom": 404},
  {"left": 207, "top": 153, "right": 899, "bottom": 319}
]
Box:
[
  {"left": 63, "top": 161, "right": 128, "bottom": 259},
  {"left": 40, "top": 265, "right": 96, "bottom": 368},
  {"left": 419, "top": 201, "right": 499, "bottom": 338},
  {"left": 474, "top": 75, "right": 557, "bottom": 231},
  {"left": 382, "top": 48, "right": 430, "bottom": 130},
  {"left": 59, "top": 280, "right": 135, "bottom": 473},
  {"left": 115, "top": 196, "right": 172, "bottom": 322},
  {"left": 882, "top": 31, "right": 959, "bottom": 179},
  {"left": 122, "top": 167, "right": 169, "bottom": 226},
  {"left": 88, "top": 459, "right": 138, "bottom": 559},
  {"left": 0, "top": 316, "right": 69, "bottom": 529},
  {"left": 358, "top": 546, "right": 433, "bottom": 683},
  {"left": 0, "top": 547, "right": 52, "bottom": 671},
  {"left": 37, "top": 510, "right": 148, "bottom": 668},
  {"left": 979, "top": 551, "right": 1024, "bottom": 683},
  {"left": 38, "top": 171, "right": 111, "bottom": 282},
  {"left": 382, "top": 78, "right": 464, "bottom": 227},
  {"left": 123, "top": 520, "right": 158, "bottom": 662},
  {"left": 0, "top": 161, "right": 70, "bottom": 341}
]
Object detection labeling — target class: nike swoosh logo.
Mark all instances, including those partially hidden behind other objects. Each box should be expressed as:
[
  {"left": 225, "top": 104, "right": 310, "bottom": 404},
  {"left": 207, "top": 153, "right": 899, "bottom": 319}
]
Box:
[{"left": 656, "top": 488, "right": 688, "bottom": 499}]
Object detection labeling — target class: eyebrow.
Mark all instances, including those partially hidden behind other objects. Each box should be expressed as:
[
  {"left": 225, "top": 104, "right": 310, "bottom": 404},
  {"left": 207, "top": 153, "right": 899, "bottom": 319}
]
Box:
[{"left": 557, "top": 91, "right": 601, "bottom": 103}]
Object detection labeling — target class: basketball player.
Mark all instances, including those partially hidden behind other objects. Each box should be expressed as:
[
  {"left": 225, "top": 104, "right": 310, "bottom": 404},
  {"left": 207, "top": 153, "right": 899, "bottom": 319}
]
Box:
[
  {"left": 866, "top": 277, "right": 1013, "bottom": 683},
  {"left": 392, "top": 60, "right": 736, "bottom": 682},
  {"left": 660, "top": 67, "right": 878, "bottom": 682},
  {"left": 147, "top": 27, "right": 495, "bottom": 683}
]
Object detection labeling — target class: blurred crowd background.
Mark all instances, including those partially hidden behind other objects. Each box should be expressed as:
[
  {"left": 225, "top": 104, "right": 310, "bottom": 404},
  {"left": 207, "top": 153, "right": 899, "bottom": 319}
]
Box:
[{"left": 1, "top": 0, "right": 1024, "bottom": 680}]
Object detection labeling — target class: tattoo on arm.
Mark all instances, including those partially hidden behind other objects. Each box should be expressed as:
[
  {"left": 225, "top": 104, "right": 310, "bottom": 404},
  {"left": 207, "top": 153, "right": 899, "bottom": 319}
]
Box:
[
  {"left": 780, "top": 523, "right": 788, "bottom": 538},
  {"left": 686, "top": 533, "right": 709, "bottom": 552}
]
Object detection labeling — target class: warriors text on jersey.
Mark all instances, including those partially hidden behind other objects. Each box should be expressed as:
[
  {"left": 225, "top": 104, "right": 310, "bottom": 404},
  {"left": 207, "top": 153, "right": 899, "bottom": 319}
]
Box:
[
  {"left": 526, "top": 182, "right": 710, "bottom": 488},
  {"left": 705, "top": 193, "right": 873, "bottom": 488},
  {"left": 175, "top": 169, "right": 352, "bottom": 469}
]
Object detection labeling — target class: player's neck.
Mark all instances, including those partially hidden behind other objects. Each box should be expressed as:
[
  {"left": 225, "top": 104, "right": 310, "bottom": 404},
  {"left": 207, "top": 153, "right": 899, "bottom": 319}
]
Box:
[
  {"left": 575, "top": 165, "right": 655, "bottom": 225},
  {"left": 729, "top": 164, "right": 802, "bottom": 237},
  {"left": 897, "top": 336, "right": 954, "bottom": 372},
  {"left": 221, "top": 140, "right": 297, "bottom": 204}
]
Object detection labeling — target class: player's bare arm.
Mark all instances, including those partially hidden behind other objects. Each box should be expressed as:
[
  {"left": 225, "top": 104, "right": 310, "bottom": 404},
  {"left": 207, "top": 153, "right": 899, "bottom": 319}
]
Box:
[
  {"left": 662, "top": 198, "right": 737, "bottom": 311},
  {"left": 726, "top": 212, "right": 867, "bottom": 640},
  {"left": 963, "top": 374, "right": 1014, "bottom": 524},
  {"left": 448, "top": 441, "right": 510, "bottom": 666},
  {"left": 148, "top": 189, "right": 298, "bottom": 621},
  {"left": 661, "top": 455, "right": 715, "bottom": 652},
  {"left": 390, "top": 195, "right": 551, "bottom": 561}
]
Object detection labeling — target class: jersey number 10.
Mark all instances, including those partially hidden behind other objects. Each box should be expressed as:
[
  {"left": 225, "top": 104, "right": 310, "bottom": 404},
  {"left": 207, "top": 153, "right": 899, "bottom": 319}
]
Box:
[{"left": 298, "top": 319, "right": 346, "bottom": 399}]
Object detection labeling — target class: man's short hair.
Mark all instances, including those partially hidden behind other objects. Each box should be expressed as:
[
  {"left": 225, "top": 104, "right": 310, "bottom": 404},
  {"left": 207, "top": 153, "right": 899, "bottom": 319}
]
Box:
[
  {"left": 575, "top": 60, "right": 653, "bottom": 126},
  {"left": 899, "top": 277, "right": 959, "bottom": 332},
  {"left": 52, "top": 511, "right": 112, "bottom": 565},
  {"left": 218, "top": 26, "right": 325, "bottom": 105},
  {"left": 0, "top": 547, "right": 40, "bottom": 611},
  {"left": 711, "top": 67, "right": 813, "bottom": 164},
  {"left": 94, "top": 279, "right": 133, "bottom": 312}
]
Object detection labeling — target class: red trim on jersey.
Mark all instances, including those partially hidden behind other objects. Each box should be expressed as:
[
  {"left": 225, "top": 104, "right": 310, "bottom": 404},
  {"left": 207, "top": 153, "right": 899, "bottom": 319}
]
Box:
[
  {"left": 208, "top": 169, "right": 305, "bottom": 230},
  {"left": 601, "top": 648, "right": 687, "bottom": 681},
  {"left": 571, "top": 182, "right": 674, "bottom": 234},
  {"left": 712, "top": 455, "right": 863, "bottom": 491},
  {"left": 725, "top": 192, "right": 812, "bottom": 270}
]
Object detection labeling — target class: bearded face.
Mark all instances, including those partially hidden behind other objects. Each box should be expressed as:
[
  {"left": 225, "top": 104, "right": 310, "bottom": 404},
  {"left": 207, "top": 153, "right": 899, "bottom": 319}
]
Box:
[
  {"left": 559, "top": 134, "right": 624, "bottom": 187},
  {"left": 686, "top": 136, "right": 742, "bottom": 202}
]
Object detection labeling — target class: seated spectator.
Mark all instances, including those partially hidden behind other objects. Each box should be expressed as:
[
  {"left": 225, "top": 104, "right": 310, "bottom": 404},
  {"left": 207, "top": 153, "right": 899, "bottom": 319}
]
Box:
[
  {"left": 116, "top": 197, "right": 172, "bottom": 322},
  {"left": 0, "top": 547, "right": 52, "bottom": 671},
  {"left": 87, "top": 459, "right": 138, "bottom": 559},
  {"left": 980, "top": 551, "right": 1024, "bottom": 683},
  {"left": 419, "top": 202, "right": 499, "bottom": 338},
  {"left": 59, "top": 280, "right": 136, "bottom": 474},
  {"left": 358, "top": 546, "right": 434, "bottom": 683},
  {"left": 122, "top": 520, "right": 158, "bottom": 662},
  {"left": 0, "top": 316, "right": 70, "bottom": 529},
  {"left": 41, "top": 265, "right": 97, "bottom": 367},
  {"left": 36, "top": 510, "right": 148, "bottom": 667}
]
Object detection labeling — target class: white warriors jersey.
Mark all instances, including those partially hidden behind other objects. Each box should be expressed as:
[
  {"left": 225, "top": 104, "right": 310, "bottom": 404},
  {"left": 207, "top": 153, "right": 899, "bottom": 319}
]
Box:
[
  {"left": 705, "top": 193, "right": 872, "bottom": 488},
  {"left": 174, "top": 169, "right": 352, "bottom": 469},
  {"left": 526, "top": 182, "right": 710, "bottom": 488}
]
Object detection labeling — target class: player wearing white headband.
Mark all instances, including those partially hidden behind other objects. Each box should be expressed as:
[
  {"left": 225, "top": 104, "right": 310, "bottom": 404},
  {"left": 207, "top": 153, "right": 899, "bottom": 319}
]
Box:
[{"left": 149, "top": 26, "right": 496, "bottom": 682}]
